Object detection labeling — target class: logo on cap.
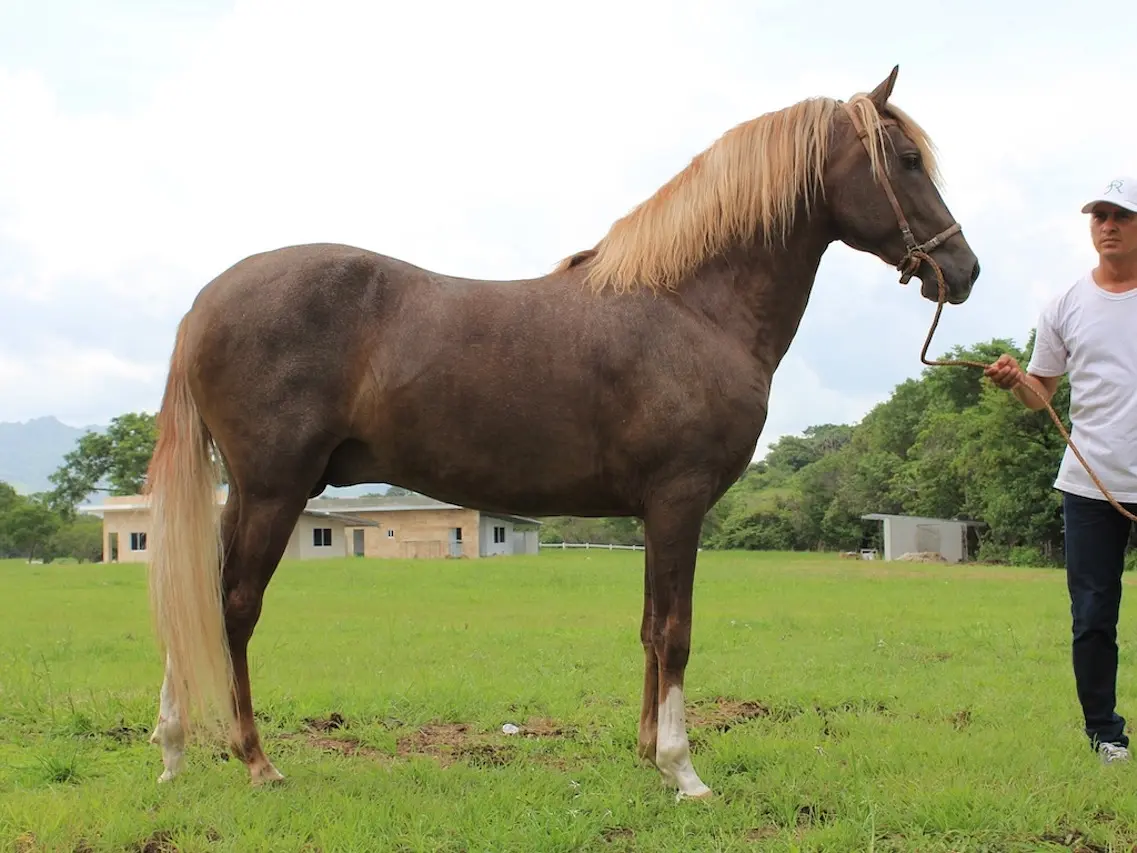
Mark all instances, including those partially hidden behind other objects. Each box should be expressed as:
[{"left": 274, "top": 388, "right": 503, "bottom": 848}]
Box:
[{"left": 1105, "top": 179, "right": 1124, "bottom": 194}]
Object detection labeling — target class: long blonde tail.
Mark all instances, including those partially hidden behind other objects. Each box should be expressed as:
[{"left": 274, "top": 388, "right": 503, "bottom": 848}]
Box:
[{"left": 145, "top": 316, "right": 234, "bottom": 740}]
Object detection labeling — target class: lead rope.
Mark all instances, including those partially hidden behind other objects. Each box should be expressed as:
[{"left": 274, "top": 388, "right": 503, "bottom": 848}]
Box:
[{"left": 912, "top": 249, "right": 1137, "bottom": 523}]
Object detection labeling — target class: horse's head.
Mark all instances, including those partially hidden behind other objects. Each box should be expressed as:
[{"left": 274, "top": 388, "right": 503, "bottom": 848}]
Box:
[{"left": 824, "top": 66, "right": 979, "bottom": 305}]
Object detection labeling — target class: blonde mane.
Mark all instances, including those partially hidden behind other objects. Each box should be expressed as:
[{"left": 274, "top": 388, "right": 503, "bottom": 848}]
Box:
[{"left": 556, "top": 93, "right": 940, "bottom": 295}]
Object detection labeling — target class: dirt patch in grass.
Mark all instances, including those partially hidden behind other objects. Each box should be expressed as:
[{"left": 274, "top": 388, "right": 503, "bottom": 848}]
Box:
[
  {"left": 279, "top": 712, "right": 384, "bottom": 761},
  {"left": 103, "top": 724, "right": 148, "bottom": 743},
  {"left": 948, "top": 708, "right": 973, "bottom": 730},
  {"left": 816, "top": 698, "right": 890, "bottom": 715},
  {"left": 306, "top": 735, "right": 388, "bottom": 761},
  {"left": 395, "top": 723, "right": 527, "bottom": 766},
  {"left": 689, "top": 695, "right": 890, "bottom": 734},
  {"left": 455, "top": 743, "right": 516, "bottom": 768},
  {"left": 1035, "top": 829, "right": 1109, "bottom": 852},
  {"left": 273, "top": 712, "right": 387, "bottom": 763},
  {"left": 288, "top": 713, "right": 574, "bottom": 769},
  {"left": 601, "top": 826, "right": 635, "bottom": 844},
  {"left": 401, "top": 716, "right": 577, "bottom": 766},
  {"left": 395, "top": 717, "right": 573, "bottom": 761},
  {"left": 795, "top": 803, "right": 833, "bottom": 826},
  {"left": 688, "top": 697, "right": 771, "bottom": 732},
  {"left": 133, "top": 830, "right": 176, "bottom": 853},
  {"left": 742, "top": 806, "right": 831, "bottom": 845},
  {"left": 303, "top": 712, "right": 347, "bottom": 733},
  {"left": 397, "top": 722, "right": 476, "bottom": 763},
  {"left": 512, "top": 717, "right": 576, "bottom": 739}
]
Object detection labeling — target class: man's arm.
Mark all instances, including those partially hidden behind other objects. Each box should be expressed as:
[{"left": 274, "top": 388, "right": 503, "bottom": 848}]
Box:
[
  {"left": 985, "top": 354, "right": 1061, "bottom": 410},
  {"left": 985, "top": 300, "right": 1067, "bottom": 410},
  {"left": 1015, "top": 370, "right": 1060, "bottom": 410}
]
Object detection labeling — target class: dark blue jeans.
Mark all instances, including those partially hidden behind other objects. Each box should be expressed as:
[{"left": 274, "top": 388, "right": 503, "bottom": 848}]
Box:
[{"left": 1062, "top": 490, "right": 1135, "bottom": 750}]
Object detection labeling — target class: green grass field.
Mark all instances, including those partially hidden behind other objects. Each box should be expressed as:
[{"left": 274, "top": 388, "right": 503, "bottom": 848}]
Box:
[{"left": 2, "top": 550, "right": 1137, "bottom": 852}]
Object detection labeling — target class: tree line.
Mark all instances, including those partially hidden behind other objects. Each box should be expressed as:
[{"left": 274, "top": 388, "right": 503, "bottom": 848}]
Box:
[{"left": 2, "top": 333, "right": 1110, "bottom": 566}]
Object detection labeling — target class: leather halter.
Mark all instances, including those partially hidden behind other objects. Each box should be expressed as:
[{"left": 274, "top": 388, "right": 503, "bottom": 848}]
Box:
[{"left": 840, "top": 102, "right": 961, "bottom": 285}]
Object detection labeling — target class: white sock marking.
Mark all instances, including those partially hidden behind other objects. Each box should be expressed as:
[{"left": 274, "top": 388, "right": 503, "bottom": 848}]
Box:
[
  {"left": 655, "top": 684, "right": 711, "bottom": 800},
  {"left": 149, "top": 660, "right": 185, "bottom": 783}
]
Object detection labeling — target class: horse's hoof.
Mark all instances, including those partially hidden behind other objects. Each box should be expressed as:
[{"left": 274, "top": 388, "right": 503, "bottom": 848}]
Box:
[
  {"left": 675, "top": 785, "right": 713, "bottom": 802},
  {"left": 155, "top": 752, "right": 184, "bottom": 783},
  {"left": 250, "top": 763, "right": 285, "bottom": 786},
  {"left": 659, "top": 774, "right": 713, "bottom": 801}
]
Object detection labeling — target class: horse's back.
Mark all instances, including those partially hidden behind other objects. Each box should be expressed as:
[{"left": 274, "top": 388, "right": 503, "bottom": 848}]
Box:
[
  {"left": 179, "top": 239, "right": 589, "bottom": 429},
  {"left": 192, "top": 242, "right": 426, "bottom": 308}
]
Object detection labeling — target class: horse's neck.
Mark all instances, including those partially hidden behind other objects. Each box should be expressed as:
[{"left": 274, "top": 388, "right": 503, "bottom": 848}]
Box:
[{"left": 682, "top": 223, "right": 832, "bottom": 371}]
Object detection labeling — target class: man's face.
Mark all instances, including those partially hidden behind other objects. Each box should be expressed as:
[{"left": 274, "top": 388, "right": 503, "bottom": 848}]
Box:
[{"left": 1089, "top": 202, "right": 1137, "bottom": 261}]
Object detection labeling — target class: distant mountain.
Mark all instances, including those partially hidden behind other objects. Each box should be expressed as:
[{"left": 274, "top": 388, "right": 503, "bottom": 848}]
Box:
[{"left": 0, "top": 416, "right": 99, "bottom": 494}]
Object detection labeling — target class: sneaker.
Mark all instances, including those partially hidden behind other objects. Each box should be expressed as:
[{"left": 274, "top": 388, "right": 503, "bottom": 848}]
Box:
[{"left": 1098, "top": 742, "right": 1130, "bottom": 764}]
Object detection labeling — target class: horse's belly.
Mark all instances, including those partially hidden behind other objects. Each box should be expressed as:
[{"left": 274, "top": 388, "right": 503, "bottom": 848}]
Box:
[{"left": 383, "top": 430, "right": 633, "bottom": 517}]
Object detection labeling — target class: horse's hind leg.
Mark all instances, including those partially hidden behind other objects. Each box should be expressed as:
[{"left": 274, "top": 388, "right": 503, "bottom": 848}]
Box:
[
  {"left": 149, "top": 654, "right": 185, "bottom": 782},
  {"left": 218, "top": 484, "right": 308, "bottom": 784},
  {"left": 148, "top": 485, "right": 305, "bottom": 784}
]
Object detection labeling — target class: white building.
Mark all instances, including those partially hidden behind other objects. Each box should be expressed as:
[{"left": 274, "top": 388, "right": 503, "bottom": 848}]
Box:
[
  {"left": 81, "top": 491, "right": 542, "bottom": 562},
  {"left": 860, "top": 513, "right": 986, "bottom": 563}
]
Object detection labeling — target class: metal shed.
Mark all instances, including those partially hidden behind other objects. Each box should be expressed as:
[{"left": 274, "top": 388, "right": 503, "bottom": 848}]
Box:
[{"left": 860, "top": 513, "right": 986, "bottom": 563}]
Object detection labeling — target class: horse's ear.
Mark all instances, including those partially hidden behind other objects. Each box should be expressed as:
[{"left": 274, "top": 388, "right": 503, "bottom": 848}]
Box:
[{"left": 868, "top": 65, "right": 899, "bottom": 110}]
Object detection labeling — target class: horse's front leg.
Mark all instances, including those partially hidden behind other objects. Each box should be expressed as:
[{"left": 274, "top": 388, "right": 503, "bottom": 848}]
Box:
[{"left": 644, "top": 500, "right": 711, "bottom": 801}]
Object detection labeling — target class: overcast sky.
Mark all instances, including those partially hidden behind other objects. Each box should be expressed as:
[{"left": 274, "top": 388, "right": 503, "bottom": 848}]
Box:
[{"left": 1, "top": 0, "right": 1133, "bottom": 463}]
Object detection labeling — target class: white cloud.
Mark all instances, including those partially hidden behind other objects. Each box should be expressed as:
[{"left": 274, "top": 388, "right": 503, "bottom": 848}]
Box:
[
  {"left": 1, "top": 0, "right": 1135, "bottom": 468},
  {"left": 763, "top": 353, "right": 885, "bottom": 451},
  {"left": 0, "top": 339, "right": 164, "bottom": 425}
]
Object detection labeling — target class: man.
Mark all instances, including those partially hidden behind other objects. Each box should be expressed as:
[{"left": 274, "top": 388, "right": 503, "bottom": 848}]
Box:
[{"left": 985, "top": 175, "right": 1137, "bottom": 763}]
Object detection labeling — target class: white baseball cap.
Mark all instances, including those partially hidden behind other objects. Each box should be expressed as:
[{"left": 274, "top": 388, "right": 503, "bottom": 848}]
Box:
[{"left": 1081, "top": 176, "right": 1137, "bottom": 214}]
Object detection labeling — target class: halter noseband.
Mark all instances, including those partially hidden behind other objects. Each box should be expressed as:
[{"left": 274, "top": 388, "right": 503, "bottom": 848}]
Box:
[{"left": 840, "top": 102, "right": 961, "bottom": 285}]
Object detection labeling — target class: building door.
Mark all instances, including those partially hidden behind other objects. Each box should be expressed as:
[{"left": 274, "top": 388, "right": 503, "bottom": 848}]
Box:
[
  {"left": 108, "top": 532, "right": 118, "bottom": 563},
  {"left": 352, "top": 529, "right": 365, "bottom": 557},
  {"left": 450, "top": 527, "right": 463, "bottom": 558}
]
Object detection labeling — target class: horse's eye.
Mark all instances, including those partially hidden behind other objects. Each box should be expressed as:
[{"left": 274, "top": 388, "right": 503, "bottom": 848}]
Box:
[{"left": 901, "top": 152, "right": 921, "bottom": 171}]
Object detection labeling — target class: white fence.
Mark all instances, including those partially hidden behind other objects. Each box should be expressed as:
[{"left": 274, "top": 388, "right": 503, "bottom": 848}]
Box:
[
  {"left": 539, "top": 542, "right": 644, "bottom": 552},
  {"left": 539, "top": 542, "right": 703, "bottom": 553}
]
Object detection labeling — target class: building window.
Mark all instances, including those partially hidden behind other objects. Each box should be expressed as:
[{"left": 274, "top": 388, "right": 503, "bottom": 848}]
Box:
[
  {"left": 493, "top": 526, "right": 506, "bottom": 544},
  {"left": 313, "top": 528, "right": 332, "bottom": 547},
  {"left": 454, "top": 527, "right": 462, "bottom": 542},
  {"left": 387, "top": 529, "right": 395, "bottom": 538},
  {"left": 130, "top": 532, "right": 147, "bottom": 551}
]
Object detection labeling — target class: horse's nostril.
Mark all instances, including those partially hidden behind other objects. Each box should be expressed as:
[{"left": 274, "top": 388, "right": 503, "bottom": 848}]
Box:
[{"left": 970, "top": 260, "right": 981, "bottom": 283}]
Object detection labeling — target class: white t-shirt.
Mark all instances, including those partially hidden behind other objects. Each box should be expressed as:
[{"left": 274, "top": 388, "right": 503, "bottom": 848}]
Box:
[{"left": 1027, "top": 272, "right": 1137, "bottom": 503}]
